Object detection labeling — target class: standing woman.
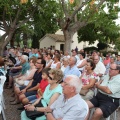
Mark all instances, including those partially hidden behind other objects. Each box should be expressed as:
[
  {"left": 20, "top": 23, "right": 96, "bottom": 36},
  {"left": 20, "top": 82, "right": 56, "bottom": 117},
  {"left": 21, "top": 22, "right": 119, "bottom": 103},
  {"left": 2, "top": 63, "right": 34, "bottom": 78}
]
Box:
[{"left": 50, "top": 54, "right": 61, "bottom": 69}]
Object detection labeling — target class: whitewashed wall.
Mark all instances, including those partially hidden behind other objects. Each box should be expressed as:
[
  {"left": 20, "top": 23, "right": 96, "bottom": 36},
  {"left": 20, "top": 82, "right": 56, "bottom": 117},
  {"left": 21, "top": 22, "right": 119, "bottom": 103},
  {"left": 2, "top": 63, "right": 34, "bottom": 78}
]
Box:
[
  {"left": 55, "top": 29, "right": 98, "bottom": 51},
  {"left": 39, "top": 36, "right": 55, "bottom": 49}
]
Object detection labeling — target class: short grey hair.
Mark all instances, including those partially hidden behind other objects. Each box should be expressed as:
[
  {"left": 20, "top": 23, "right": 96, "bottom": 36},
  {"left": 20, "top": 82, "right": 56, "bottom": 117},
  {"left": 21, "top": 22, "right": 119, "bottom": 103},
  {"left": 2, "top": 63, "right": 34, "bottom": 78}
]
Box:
[
  {"left": 63, "top": 57, "right": 69, "bottom": 61},
  {"left": 72, "top": 57, "right": 77, "bottom": 64},
  {"left": 65, "top": 75, "right": 82, "bottom": 93},
  {"left": 21, "top": 55, "right": 28, "bottom": 62}
]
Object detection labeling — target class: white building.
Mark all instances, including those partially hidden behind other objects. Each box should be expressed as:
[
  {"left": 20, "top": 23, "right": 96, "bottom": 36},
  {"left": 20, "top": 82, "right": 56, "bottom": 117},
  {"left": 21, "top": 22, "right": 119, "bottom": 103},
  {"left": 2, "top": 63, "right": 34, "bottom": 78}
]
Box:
[{"left": 39, "top": 29, "right": 99, "bottom": 51}]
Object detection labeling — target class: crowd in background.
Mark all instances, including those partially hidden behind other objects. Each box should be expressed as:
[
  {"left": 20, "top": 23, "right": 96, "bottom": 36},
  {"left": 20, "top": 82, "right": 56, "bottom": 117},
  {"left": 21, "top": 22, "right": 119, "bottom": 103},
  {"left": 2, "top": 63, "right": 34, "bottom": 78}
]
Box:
[{"left": 0, "top": 46, "right": 120, "bottom": 120}]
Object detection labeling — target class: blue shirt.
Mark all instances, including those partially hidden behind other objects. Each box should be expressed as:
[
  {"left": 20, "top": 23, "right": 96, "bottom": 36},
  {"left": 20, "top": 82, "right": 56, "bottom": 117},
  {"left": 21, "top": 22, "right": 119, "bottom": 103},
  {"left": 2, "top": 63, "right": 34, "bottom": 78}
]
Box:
[{"left": 64, "top": 65, "right": 81, "bottom": 78}]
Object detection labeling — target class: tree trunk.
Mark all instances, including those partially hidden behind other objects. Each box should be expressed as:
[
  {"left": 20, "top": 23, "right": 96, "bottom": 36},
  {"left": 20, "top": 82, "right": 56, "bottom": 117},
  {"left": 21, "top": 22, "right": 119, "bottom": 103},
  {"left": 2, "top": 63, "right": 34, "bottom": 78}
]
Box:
[
  {"left": 23, "top": 33, "right": 28, "bottom": 47},
  {"left": 63, "top": 29, "right": 74, "bottom": 54},
  {"left": 0, "top": 30, "right": 15, "bottom": 56}
]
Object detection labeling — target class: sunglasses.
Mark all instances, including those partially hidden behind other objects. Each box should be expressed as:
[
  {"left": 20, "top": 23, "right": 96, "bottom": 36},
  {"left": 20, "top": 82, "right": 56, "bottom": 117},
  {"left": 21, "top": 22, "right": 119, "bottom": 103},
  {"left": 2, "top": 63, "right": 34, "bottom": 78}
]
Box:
[{"left": 48, "top": 75, "right": 53, "bottom": 80}]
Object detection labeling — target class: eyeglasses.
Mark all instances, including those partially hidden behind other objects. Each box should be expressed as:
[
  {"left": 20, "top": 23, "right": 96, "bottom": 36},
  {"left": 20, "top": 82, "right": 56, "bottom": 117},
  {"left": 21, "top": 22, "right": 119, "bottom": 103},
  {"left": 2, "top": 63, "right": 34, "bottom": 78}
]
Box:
[
  {"left": 62, "top": 81, "right": 70, "bottom": 86},
  {"left": 110, "top": 67, "right": 117, "bottom": 70},
  {"left": 36, "top": 62, "right": 41, "bottom": 64}
]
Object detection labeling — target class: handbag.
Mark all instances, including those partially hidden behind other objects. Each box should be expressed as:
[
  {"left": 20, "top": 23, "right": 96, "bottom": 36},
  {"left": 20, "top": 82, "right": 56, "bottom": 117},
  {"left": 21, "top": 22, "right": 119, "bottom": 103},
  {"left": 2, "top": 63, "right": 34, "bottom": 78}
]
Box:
[
  {"left": 15, "top": 79, "right": 24, "bottom": 86},
  {"left": 25, "top": 99, "right": 44, "bottom": 120},
  {"left": 11, "top": 64, "right": 21, "bottom": 73},
  {"left": 80, "top": 89, "right": 89, "bottom": 96}
]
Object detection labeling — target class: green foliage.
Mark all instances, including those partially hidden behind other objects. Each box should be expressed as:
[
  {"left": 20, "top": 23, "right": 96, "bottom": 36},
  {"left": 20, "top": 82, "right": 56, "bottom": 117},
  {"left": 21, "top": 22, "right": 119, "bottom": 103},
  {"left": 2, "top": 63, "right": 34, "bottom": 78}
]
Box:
[
  {"left": 115, "top": 38, "right": 120, "bottom": 51},
  {"left": 77, "top": 8, "right": 120, "bottom": 44},
  {"left": 97, "top": 42, "right": 108, "bottom": 50},
  {"left": 0, "top": 0, "right": 59, "bottom": 48},
  {"left": 84, "top": 46, "right": 98, "bottom": 53}
]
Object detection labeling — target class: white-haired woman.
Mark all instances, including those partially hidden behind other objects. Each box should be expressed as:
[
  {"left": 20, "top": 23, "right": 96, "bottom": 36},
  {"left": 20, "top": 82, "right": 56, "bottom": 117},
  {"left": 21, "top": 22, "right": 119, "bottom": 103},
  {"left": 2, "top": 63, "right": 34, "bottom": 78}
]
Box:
[
  {"left": 7, "top": 55, "right": 30, "bottom": 88},
  {"left": 61, "top": 57, "right": 69, "bottom": 72}
]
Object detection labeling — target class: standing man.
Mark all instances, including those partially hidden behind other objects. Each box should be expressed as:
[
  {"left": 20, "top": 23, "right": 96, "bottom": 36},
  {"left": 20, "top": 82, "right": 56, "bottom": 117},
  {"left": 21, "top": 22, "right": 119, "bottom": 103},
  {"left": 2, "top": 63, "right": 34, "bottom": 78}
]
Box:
[
  {"left": 86, "top": 63, "right": 120, "bottom": 120},
  {"left": 46, "top": 75, "right": 88, "bottom": 120}
]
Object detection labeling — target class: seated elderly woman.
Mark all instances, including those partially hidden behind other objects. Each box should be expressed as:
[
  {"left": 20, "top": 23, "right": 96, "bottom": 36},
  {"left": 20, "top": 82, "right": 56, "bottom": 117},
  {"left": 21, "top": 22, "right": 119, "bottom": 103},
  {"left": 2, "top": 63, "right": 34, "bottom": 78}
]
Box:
[
  {"left": 61, "top": 57, "right": 69, "bottom": 73},
  {"left": 21, "top": 68, "right": 63, "bottom": 120},
  {"left": 10, "top": 57, "right": 37, "bottom": 104},
  {"left": 7, "top": 55, "right": 30, "bottom": 88},
  {"left": 15, "top": 57, "right": 37, "bottom": 86},
  {"left": 80, "top": 59, "right": 97, "bottom": 100}
]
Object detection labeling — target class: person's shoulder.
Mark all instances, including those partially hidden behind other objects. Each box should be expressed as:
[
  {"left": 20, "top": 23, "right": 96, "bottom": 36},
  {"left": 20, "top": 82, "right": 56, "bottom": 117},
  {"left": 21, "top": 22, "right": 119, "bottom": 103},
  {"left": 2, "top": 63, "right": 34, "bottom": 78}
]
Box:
[{"left": 54, "top": 84, "right": 62, "bottom": 93}]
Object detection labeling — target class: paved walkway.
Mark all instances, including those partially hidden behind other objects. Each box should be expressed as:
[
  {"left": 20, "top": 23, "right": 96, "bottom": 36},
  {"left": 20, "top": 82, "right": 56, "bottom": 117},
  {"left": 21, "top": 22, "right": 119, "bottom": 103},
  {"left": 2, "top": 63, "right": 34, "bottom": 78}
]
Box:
[{"left": 0, "top": 87, "right": 120, "bottom": 120}]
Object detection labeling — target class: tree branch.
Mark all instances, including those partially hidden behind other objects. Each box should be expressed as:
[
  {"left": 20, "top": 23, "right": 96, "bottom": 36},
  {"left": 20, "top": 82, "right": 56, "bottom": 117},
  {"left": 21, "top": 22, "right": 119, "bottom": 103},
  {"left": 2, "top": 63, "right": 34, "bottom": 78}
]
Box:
[
  {"left": 70, "top": 21, "right": 87, "bottom": 33},
  {"left": 70, "top": 0, "right": 90, "bottom": 20},
  {"left": 96, "top": 0, "right": 106, "bottom": 9},
  {"left": 12, "top": 7, "right": 21, "bottom": 27},
  {"left": 16, "top": 8, "right": 36, "bottom": 28},
  {"left": 60, "top": 0, "right": 69, "bottom": 18},
  {"left": 2, "top": 8, "right": 9, "bottom": 32}
]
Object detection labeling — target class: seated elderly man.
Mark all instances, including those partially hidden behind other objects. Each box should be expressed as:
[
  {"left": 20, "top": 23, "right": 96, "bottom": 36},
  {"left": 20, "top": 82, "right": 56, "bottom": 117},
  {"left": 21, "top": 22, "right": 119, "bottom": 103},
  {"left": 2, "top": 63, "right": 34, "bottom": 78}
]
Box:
[
  {"left": 45, "top": 75, "right": 88, "bottom": 120},
  {"left": 86, "top": 63, "right": 120, "bottom": 120},
  {"left": 64, "top": 57, "right": 81, "bottom": 77}
]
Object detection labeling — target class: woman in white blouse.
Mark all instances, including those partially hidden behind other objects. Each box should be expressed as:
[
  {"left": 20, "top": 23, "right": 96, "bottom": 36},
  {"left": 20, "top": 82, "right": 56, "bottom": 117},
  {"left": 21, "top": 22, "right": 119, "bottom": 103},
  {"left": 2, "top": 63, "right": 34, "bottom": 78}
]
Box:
[{"left": 61, "top": 57, "right": 69, "bottom": 72}]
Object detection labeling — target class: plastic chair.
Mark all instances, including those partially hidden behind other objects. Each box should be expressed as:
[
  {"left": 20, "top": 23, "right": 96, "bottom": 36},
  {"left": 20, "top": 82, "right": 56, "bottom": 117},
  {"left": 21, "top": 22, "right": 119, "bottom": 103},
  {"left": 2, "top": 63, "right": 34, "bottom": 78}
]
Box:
[
  {"left": 0, "top": 76, "right": 6, "bottom": 109},
  {"left": 0, "top": 86, "right": 6, "bottom": 120}
]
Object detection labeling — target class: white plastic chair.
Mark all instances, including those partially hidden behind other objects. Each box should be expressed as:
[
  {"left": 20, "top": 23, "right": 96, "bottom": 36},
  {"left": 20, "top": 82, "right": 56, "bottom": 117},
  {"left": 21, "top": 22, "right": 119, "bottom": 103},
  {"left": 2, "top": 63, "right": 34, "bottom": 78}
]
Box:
[
  {"left": 0, "top": 85, "right": 6, "bottom": 120},
  {"left": 84, "top": 100, "right": 89, "bottom": 120},
  {"left": 0, "top": 76, "right": 6, "bottom": 110}
]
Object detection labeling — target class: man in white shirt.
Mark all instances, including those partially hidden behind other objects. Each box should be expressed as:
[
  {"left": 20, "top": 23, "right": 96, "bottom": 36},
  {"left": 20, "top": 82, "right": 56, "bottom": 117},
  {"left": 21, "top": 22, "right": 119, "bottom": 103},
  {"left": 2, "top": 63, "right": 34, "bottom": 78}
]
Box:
[{"left": 93, "top": 55, "right": 106, "bottom": 78}]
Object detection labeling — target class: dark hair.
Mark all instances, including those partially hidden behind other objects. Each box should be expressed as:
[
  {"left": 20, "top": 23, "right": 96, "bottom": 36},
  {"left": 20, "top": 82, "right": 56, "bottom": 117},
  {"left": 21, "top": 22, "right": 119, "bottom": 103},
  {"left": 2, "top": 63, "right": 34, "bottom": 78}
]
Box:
[
  {"left": 116, "top": 65, "right": 120, "bottom": 73},
  {"left": 55, "top": 50, "right": 60, "bottom": 54},
  {"left": 87, "top": 59, "right": 96, "bottom": 70},
  {"left": 47, "top": 53, "right": 53, "bottom": 58},
  {"left": 54, "top": 54, "right": 61, "bottom": 61},
  {"left": 80, "top": 52, "right": 85, "bottom": 58},
  {"left": 0, "top": 56, "right": 4, "bottom": 66},
  {"left": 41, "top": 59, "right": 46, "bottom": 68},
  {"left": 42, "top": 68, "right": 51, "bottom": 76}
]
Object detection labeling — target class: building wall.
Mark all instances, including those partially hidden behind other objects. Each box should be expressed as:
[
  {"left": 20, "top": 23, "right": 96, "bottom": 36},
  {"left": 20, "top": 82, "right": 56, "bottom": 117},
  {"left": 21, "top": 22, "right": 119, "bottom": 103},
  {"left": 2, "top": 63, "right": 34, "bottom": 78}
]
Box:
[
  {"left": 55, "top": 30, "right": 98, "bottom": 51},
  {"left": 39, "top": 37, "right": 55, "bottom": 49},
  {"left": 55, "top": 42, "right": 64, "bottom": 50}
]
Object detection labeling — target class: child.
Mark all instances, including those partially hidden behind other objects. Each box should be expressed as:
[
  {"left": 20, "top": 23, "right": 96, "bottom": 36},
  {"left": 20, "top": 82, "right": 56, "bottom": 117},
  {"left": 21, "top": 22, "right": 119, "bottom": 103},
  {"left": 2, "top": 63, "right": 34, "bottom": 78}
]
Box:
[{"left": 24, "top": 68, "right": 51, "bottom": 104}]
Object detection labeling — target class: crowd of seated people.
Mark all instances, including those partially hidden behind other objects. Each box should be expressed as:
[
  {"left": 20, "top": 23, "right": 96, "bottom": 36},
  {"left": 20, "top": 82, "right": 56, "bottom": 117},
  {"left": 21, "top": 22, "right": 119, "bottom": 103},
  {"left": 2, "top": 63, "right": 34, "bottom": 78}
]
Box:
[{"left": 0, "top": 46, "right": 120, "bottom": 120}]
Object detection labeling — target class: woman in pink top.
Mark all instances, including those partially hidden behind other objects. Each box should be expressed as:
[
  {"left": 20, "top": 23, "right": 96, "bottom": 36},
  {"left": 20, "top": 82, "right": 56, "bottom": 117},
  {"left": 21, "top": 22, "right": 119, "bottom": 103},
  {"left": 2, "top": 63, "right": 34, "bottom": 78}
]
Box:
[{"left": 80, "top": 59, "right": 97, "bottom": 100}]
